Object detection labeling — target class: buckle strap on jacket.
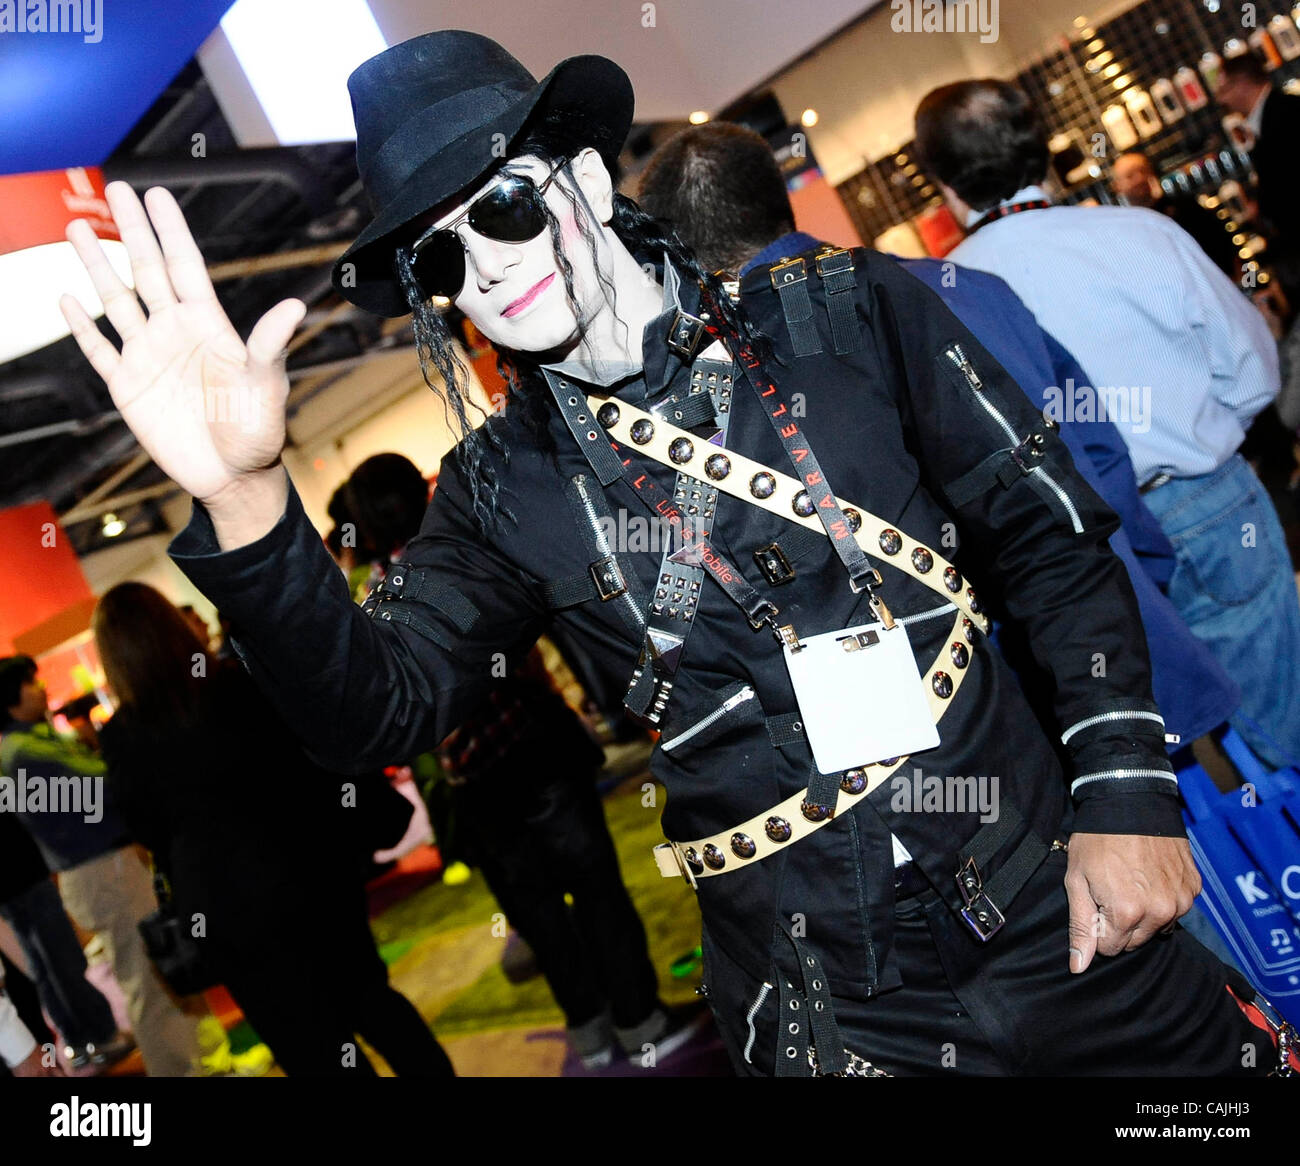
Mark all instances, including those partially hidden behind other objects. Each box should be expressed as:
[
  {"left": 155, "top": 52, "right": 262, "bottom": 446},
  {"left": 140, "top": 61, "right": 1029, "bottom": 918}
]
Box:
[
  {"left": 954, "top": 801, "right": 1050, "bottom": 942},
  {"left": 815, "top": 247, "right": 862, "bottom": 355},
  {"left": 367, "top": 565, "right": 480, "bottom": 633},
  {"left": 769, "top": 257, "right": 823, "bottom": 357},
  {"left": 943, "top": 425, "right": 1058, "bottom": 510}
]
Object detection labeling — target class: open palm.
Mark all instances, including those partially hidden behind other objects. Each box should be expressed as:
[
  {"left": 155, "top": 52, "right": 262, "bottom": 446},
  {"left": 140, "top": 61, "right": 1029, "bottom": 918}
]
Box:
[{"left": 60, "top": 182, "right": 307, "bottom": 505}]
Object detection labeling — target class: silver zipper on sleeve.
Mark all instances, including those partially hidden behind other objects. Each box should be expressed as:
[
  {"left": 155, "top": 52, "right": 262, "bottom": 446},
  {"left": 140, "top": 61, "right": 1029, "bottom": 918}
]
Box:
[
  {"left": 1071, "top": 768, "right": 1179, "bottom": 794},
  {"left": 945, "top": 345, "right": 1084, "bottom": 533},
  {"left": 661, "top": 686, "right": 756, "bottom": 752},
  {"left": 1061, "top": 709, "right": 1165, "bottom": 746},
  {"left": 573, "top": 474, "right": 645, "bottom": 630}
]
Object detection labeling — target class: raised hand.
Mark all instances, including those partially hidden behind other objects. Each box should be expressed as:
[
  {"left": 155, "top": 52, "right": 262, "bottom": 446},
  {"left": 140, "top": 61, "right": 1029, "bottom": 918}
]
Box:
[{"left": 60, "top": 182, "right": 306, "bottom": 538}]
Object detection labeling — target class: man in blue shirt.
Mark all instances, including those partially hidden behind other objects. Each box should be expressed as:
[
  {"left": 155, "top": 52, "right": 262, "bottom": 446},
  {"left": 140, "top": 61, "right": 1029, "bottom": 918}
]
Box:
[{"left": 915, "top": 78, "right": 1297, "bottom": 770}]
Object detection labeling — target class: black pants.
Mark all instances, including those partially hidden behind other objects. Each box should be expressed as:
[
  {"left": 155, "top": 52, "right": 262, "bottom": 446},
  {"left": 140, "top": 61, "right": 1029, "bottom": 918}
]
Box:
[
  {"left": 455, "top": 770, "right": 661, "bottom": 1030},
  {"left": 213, "top": 885, "right": 454, "bottom": 1078},
  {"left": 829, "top": 848, "right": 1270, "bottom": 1076},
  {"left": 0, "top": 879, "right": 117, "bottom": 1050}
]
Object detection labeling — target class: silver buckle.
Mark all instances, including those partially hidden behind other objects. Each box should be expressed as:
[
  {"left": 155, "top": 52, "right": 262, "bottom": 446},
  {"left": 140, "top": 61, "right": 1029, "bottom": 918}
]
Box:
[{"left": 956, "top": 856, "right": 1006, "bottom": 941}]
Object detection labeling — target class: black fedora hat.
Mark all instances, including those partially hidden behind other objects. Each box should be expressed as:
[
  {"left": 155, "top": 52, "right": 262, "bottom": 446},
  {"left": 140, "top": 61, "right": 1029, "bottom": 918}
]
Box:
[{"left": 331, "top": 30, "right": 634, "bottom": 318}]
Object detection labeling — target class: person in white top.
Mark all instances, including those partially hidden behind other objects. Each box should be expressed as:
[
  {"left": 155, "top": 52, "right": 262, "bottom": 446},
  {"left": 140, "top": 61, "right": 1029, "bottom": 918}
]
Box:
[{"left": 914, "top": 78, "right": 1300, "bottom": 771}]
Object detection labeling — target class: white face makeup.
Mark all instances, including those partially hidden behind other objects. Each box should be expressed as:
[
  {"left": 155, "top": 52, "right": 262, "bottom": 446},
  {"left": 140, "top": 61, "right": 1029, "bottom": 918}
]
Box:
[{"left": 436, "top": 154, "right": 612, "bottom": 357}]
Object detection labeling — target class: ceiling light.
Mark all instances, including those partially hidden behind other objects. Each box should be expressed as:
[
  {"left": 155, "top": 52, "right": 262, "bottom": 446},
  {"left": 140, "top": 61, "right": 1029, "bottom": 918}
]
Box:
[
  {"left": 101, "top": 514, "right": 126, "bottom": 538},
  {"left": 689, "top": 111, "right": 710, "bottom": 125},
  {"left": 218, "top": 0, "right": 387, "bottom": 145},
  {"left": 801, "top": 108, "right": 819, "bottom": 127}
]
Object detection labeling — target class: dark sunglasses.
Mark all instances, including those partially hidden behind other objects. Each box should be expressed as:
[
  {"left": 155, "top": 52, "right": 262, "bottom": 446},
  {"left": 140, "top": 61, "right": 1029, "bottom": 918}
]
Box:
[{"left": 408, "top": 159, "right": 567, "bottom": 300}]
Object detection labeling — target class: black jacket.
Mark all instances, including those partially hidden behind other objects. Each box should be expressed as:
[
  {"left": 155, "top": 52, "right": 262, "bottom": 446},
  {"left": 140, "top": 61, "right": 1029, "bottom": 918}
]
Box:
[
  {"left": 98, "top": 664, "right": 412, "bottom": 952},
  {"left": 170, "top": 247, "right": 1177, "bottom": 1072}
]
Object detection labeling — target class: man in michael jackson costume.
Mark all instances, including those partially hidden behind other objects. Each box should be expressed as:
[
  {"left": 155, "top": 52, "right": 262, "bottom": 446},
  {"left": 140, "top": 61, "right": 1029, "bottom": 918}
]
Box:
[{"left": 61, "top": 31, "right": 1295, "bottom": 1076}]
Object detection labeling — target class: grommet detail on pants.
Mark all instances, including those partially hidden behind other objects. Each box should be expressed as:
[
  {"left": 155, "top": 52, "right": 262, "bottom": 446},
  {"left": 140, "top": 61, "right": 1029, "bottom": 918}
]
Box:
[
  {"left": 705, "top": 453, "right": 731, "bottom": 480},
  {"left": 597, "top": 402, "right": 620, "bottom": 428},
  {"left": 911, "top": 547, "right": 934, "bottom": 573},
  {"left": 792, "top": 490, "right": 815, "bottom": 517},
  {"left": 879, "top": 528, "right": 902, "bottom": 555},
  {"left": 944, "top": 566, "right": 962, "bottom": 593},
  {"left": 765, "top": 816, "right": 792, "bottom": 842},
  {"left": 788, "top": 1022, "right": 799, "bottom": 1034},
  {"left": 932, "top": 671, "right": 954, "bottom": 699},
  {"left": 669, "top": 437, "right": 695, "bottom": 465},
  {"left": 950, "top": 642, "right": 969, "bottom": 669},
  {"left": 630, "top": 419, "right": 655, "bottom": 444},
  {"left": 702, "top": 843, "right": 726, "bottom": 870},
  {"left": 750, "top": 472, "right": 777, "bottom": 499},
  {"left": 730, "top": 832, "right": 756, "bottom": 859}
]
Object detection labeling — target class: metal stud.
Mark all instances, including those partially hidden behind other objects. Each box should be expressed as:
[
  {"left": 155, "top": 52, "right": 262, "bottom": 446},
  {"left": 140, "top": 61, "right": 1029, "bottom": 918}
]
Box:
[
  {"left": 840, "top": 768, "right": 867, "bottom": 795},
  {"left": 878, "top": 528, "right": 902, "bottom": 555},
  {"left": 950, "top": 642, "right": 969, "bottom": 669},
  {"left": 800, "top": 799, "right": 832, "bottom": 822},
  {"left": 911, "top": 547, "right": 934, "bottom": 574},
  {"left": 791, "top": 490, "right": 815, "bottom": 518},
  {"left": 750, "top": 472, "right": 777, "bottom": 499},
  {"left": 730, "top": 832, "right": 757, "bottom": 859},
  {"left": 962, "top": 617, "right": 975, "bottom": 644},
  {"left": 597, "top": 402, "right": 620, "bottom": 428},
  {"left": 943, "top": 566, "right": 961, "bottom": 593},
  {"left": 765, "top": 816, "right": 792, "bottom": 843},
  {"left": 683, "top": 846, "right": 704, "bottom": 876},
  {"left": 630, "top": 419, "right": 655, "bottom": 445},
  {"left": 669, "top": 437, "right": 695, "bottom": 465},
  {"left": 879, "top": 757, "right": 901, "bottom": 767},
  {"left": 932, "top": 671, "right": 953, "bottom": 699},
  {"left": 702, "top": 843, "right": 726, "bottom": 870},
  {"left": 704, "top": 453, "right": 731, "bottom": 481},
  {"left": 966, "top": 588, "right": 982, "bottom": 614},
  {"left": 844, "top": 507, "right": 862, "bottom": 533}
]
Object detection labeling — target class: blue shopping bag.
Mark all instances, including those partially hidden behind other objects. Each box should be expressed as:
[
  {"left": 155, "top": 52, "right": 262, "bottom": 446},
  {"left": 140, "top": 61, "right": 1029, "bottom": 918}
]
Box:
[{"left": 1178, "top": 730, "right": 1300, "bottom": 1027}]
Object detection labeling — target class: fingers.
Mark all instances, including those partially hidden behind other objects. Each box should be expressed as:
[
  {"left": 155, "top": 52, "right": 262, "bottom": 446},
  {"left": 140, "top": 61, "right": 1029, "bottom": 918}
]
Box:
[
  {"left": 59, "top": 293, "right": 120, "bottom": 385},
  {"left": 105, "top": 181, "right": 176, "bottom": 315},
  {"left": 246, "top": 299, "right": 307, "bottom": 370},
  {"left": 1064, "top": 868, "right": 1099, "bottom": 974},
  {"left": 143, "top": 185, "right": 221, "bottom": 305},
  {"left": 65, "top": 217, "right": 146, "bottom": 342}
]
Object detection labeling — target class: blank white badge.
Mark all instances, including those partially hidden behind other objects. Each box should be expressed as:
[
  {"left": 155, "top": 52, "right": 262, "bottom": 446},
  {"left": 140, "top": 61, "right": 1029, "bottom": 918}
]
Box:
[{"left": 782, "top": 622, "right": 940, "bottom": 775}]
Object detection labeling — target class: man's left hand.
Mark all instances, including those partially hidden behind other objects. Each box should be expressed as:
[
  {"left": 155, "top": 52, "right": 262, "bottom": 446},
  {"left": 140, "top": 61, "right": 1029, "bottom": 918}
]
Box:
[{"left": 1063, "top": 832, "right": 1201, "bottom": 973}]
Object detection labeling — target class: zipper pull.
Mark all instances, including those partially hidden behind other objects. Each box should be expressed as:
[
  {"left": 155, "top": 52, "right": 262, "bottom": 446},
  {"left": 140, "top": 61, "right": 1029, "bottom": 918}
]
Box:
[{"left": 870, "top": 592, "right": 896, "bottom": 630}]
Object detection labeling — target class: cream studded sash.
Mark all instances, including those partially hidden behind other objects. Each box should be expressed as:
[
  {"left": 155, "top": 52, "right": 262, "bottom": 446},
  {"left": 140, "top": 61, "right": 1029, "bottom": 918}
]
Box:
[{"left": 587, "top": 392, "right": 991, "bottom": 882}]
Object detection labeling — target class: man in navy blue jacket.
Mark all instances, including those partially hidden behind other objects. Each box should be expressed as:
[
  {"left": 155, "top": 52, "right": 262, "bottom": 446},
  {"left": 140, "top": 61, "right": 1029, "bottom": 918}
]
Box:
[{"left": 637, "top": 123, "right": 1239, "bottom": 751}]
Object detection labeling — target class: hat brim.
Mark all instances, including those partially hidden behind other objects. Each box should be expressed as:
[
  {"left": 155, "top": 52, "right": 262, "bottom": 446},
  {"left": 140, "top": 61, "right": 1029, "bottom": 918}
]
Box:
[{"left": 332, "top": 54, "right": 634, "bottom": 318}]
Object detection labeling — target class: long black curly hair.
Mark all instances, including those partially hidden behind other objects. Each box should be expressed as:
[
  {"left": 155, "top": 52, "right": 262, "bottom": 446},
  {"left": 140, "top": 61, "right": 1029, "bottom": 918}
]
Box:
[{"left": 394, "top": 109, "right": 772, "bottom": 532}]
